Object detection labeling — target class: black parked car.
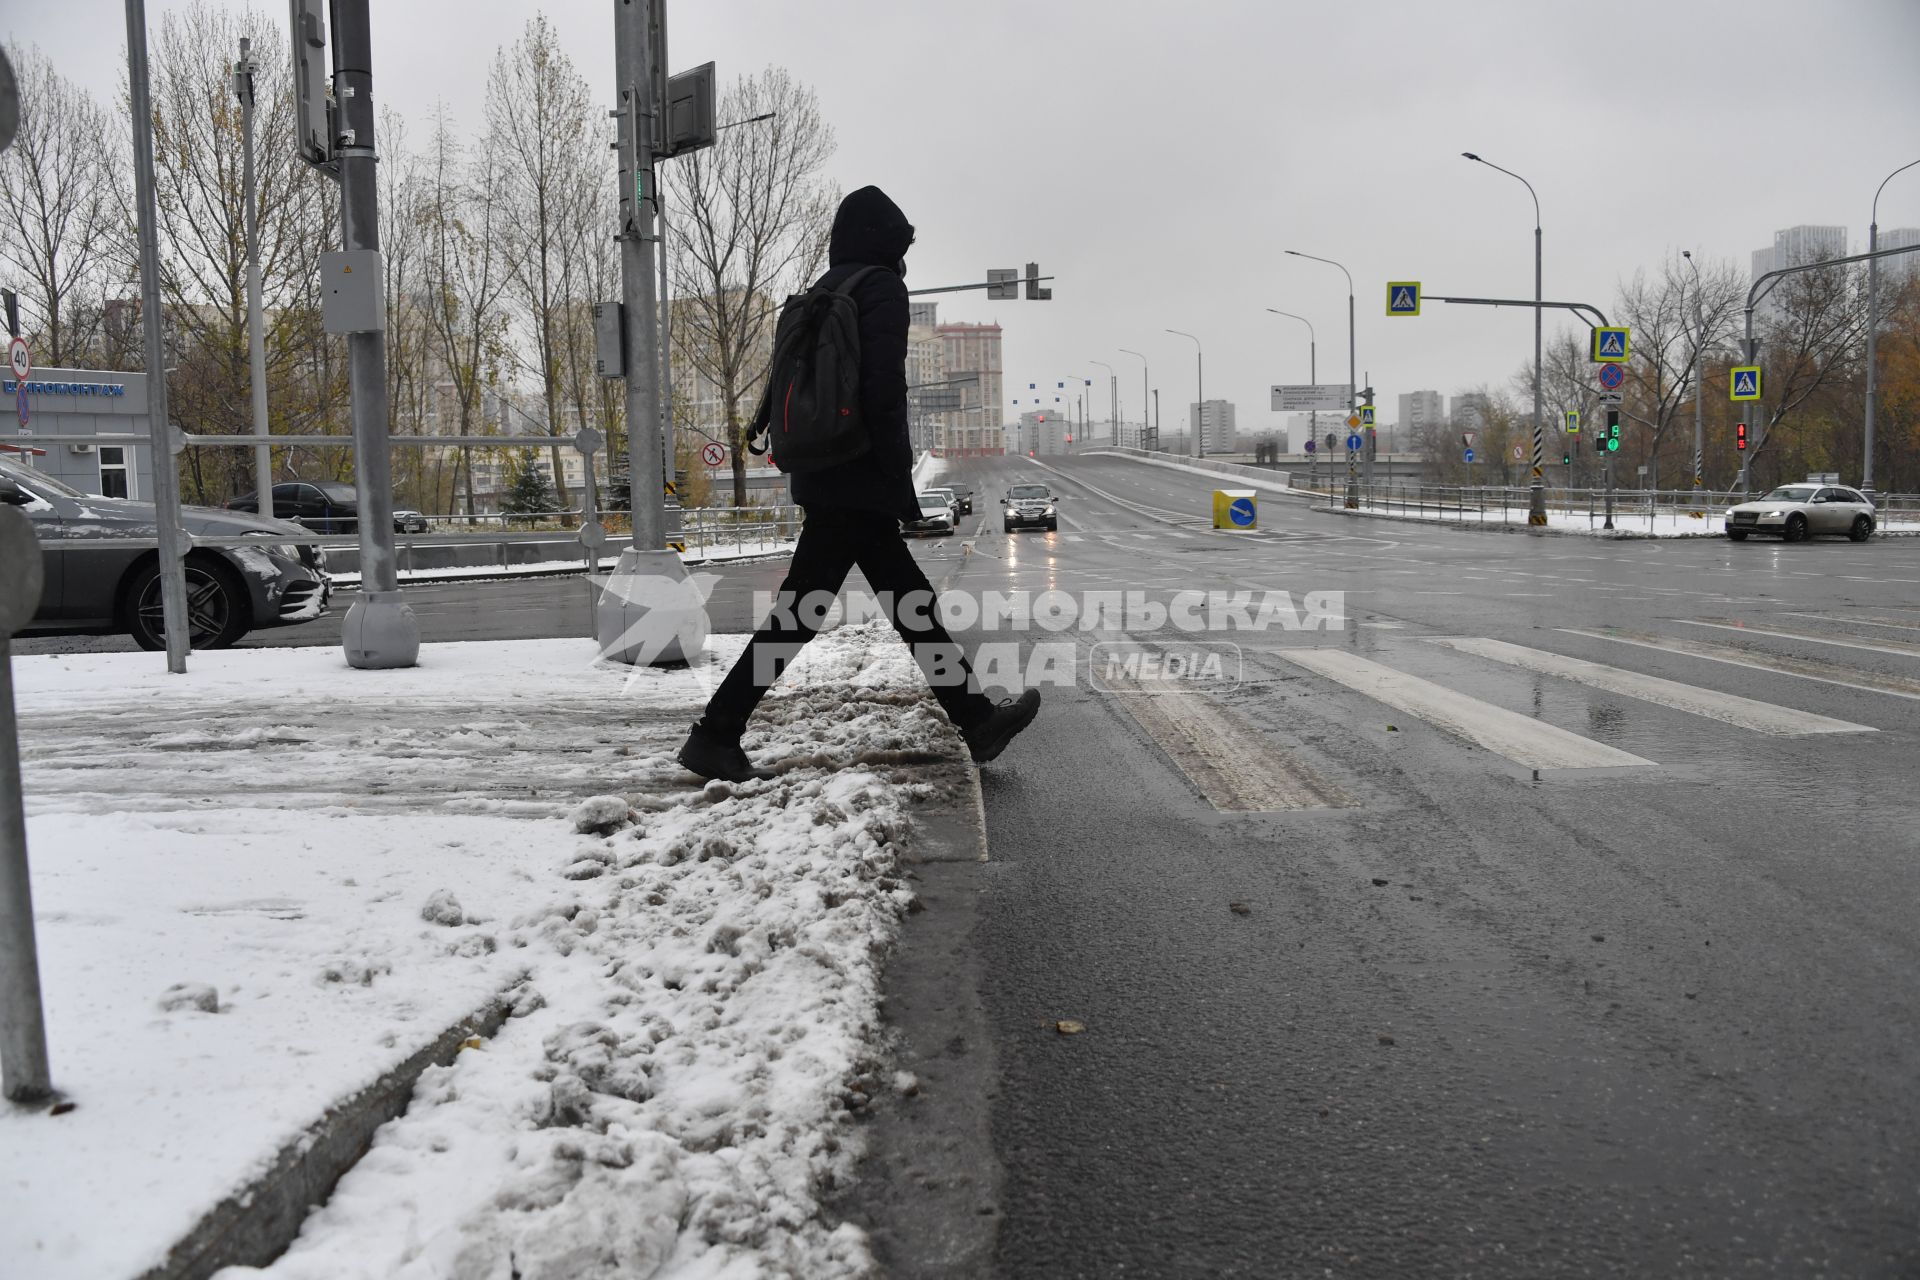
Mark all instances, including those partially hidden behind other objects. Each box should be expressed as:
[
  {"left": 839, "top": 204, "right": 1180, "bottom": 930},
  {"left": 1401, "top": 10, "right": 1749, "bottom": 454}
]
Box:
[
  {"left": 227, "top": 480, "right": 359, "bottom": 533},
  {"left": 2, "top": 456, "right": 330, "bottom": 650}
]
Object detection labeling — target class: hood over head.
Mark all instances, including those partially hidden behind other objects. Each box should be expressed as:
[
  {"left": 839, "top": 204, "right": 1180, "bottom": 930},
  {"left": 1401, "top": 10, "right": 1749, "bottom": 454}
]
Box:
[{"left": 829, "top": 185, "right": 915, "bottom": 269}]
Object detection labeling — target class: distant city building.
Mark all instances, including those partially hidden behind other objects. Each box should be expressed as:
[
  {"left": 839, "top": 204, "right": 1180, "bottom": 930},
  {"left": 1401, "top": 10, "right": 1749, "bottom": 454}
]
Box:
[
  {"left": 1753, "top": 225, "right": 1849, "bottom": 323},
  {"left": 908, "top": 301, "right": 940, "bottom": 329},
  {"left": 1189, "top": 399, "right": 1237, "bottom": 453},
  {"left": 935, "top": 322, "right": 1004, "bottom": 456},
  {"left": 1398, "top": 390, "right": 1445, "bottom": 439},
  {"left": 1450, "top": 392, "right": 1491, "bottom": 430},
  {"left": 1013, "top": 408, "right": 1070, "bottom": 456},
  {"left": 1878, "top": 227, "right": 1920, "bottom": 288}
]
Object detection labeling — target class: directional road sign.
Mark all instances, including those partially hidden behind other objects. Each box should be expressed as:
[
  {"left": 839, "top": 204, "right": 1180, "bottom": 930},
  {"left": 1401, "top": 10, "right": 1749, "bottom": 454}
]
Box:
[
  {"left": 1730, "top": 366, "right": 1761, "bottom": 401},
  {"left": 7, "top": 337, "right": 28, "bottom": 382},
  {"left": 1597, "top": 362, "right": 1625, "bottom": 390},
  {"left": 1591, "top": 326, "right": 1631, "bottom": 363},
  {"left": 1464, "top": 447, "right": 1475, "bottom": 463},
  {"left": 1386, "top": 281, "right": 1421, "bottom": 316},
  {"left": 701, "top": 440, "right": 726, "bottom": 467},
  {"left": 1270, "top": 384, "right": 1352, "bottom": 412},
  {"left": 1346, "top": 433, "right": 1364, "bottom": 451}
]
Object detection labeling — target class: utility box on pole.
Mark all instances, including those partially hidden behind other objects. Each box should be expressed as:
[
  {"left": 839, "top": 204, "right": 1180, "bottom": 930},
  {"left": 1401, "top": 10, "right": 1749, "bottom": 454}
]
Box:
[
  {"left": 320, "top": 250, "right": 384, "bottom": 333},
  {"left": 593, "top": 302, "right": 625, "bottom": 378}
]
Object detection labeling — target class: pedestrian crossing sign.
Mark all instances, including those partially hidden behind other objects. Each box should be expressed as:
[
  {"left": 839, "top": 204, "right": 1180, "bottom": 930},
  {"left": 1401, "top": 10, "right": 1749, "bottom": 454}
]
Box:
[
  {"left": 1359, "top": 405, "right": 1375, "bottom": 427},
  {"left": 1564, "top": 410, "right": 1580, "bottom": 433},
  {"left": 1386, "top": 282, "right": 1421, "bottom": 316},
  {"left": 1591, "top": 326, "right": 1631, "bottom": 363},
  {"left": 1730, "top": 366, "right": 1762, "bottom": 401}
]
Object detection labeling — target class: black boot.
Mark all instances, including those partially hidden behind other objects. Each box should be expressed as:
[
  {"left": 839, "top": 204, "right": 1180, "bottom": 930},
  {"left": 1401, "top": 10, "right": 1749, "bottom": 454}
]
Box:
[
  {"left": 961, "top": 688, "right": 1042, "bottom": 764},
  {"left": 676, "top": 718, "right": 756, "bottom": 782}
]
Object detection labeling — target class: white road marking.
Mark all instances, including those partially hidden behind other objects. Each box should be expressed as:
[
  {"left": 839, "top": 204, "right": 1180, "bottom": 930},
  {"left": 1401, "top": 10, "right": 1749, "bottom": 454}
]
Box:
[
  {"left": 1426, "top": 637, "right": 1873, "bottom": 737},
  {"left": 1279, "top": 649, "right": 1654, "bottom": 771},
  {"left": 1559, "top": 629, "right": 1920, "bottom": 702},
  {"left": 1678, "top": 619, "right": 1920, "bottom": 660},
  {"left": 1783, "top": 611, "right": 1920, "bottom": 634}
]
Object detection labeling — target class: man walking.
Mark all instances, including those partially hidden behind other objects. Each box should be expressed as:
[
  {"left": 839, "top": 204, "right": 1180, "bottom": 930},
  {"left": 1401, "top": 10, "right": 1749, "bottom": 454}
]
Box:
[{"left": 677, "top": 186, "right": 1040, "bottom": 782}]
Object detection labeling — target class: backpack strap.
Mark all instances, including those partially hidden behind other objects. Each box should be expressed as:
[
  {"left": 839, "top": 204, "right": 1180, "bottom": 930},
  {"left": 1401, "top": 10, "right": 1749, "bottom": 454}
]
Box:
[{"left": 831, "top": 264, "right": 884, "bottom": 296}]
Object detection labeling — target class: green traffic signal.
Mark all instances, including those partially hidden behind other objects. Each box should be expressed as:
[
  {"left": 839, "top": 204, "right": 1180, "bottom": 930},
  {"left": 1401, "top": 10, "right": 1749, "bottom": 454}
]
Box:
[{"left": 1605, "top": 437, "right": 1619, "bottom": 452}]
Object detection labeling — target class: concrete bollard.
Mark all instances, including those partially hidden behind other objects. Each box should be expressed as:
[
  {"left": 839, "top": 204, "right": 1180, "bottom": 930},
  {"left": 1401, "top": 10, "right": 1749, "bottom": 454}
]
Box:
[
  {"left": 342, "top": 590, "right": 421, "bottom": 670},
  {"left": 594, "top": 547, "right": 709, "bottom": 666}
]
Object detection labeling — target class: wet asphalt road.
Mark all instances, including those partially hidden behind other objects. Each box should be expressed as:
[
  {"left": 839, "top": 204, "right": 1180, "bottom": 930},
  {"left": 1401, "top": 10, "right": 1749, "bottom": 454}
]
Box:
[
  {"left": 23, "top": 457, "right": 1920, "bottom": 1275},
  {"left": 921, "top": 454, "right": 1920, "bottom": 1278}
]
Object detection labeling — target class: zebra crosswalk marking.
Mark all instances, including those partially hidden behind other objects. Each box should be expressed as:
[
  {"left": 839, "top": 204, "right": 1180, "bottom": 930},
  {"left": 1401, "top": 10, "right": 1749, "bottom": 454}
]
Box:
[
  {"left": 1280, "top": 649, "right": 1654, "bottom": 771},
  {"left": 1678, "top": 619, "right": 1920, "bottom": 660},
  {"left": 1559, "top": 628, "right": 1920, "bottom": 702},
  {"left": 1425, "top": 637, "right": 1872, "bottom": 737}
]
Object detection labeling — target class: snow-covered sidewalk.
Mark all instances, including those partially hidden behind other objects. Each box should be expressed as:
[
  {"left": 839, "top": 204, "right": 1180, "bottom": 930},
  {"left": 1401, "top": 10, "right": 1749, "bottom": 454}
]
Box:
[
  {"left": 324, "top": 537, "right": 798, "bottom": 587},
  {"left": 3, "top": 622, "right": 974, "bottom": 1279}
]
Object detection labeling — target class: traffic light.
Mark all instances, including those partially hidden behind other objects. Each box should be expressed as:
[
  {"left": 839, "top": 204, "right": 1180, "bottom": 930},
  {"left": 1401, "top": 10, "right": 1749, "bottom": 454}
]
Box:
[
  {"left": 1024, "top": 262, "right": 1051, "bottom": 301},
  {"left": 1562, "top": 450, "right": 1572, "bottom": 466},
  {"left": 1735, "top": 422, "right": 1748, "bottom": 451},
  {"left": 1595, "top": 431, "right": 1607, "bottom": 454},
  {"left": 1606, "top": 409, "right": 1621, "bottom": 453}
]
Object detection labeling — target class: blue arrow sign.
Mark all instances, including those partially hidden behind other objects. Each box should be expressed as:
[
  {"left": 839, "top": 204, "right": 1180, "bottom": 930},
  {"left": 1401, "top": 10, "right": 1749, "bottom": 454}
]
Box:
[
  {"left": 1346, "top": 433, "right": 1363, "bottom": 450},
  {"left": 1464, "top": 447, "right": 1475, "bottom": 463},
  {"left": 1228, "top": 496, "right": 1256, "bottom": 527}
]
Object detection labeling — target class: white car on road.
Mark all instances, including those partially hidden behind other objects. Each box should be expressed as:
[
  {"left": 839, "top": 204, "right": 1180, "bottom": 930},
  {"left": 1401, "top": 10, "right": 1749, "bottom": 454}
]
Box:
[{"left": 1725, "top": 484, "right": 1875, "bottom": 543}]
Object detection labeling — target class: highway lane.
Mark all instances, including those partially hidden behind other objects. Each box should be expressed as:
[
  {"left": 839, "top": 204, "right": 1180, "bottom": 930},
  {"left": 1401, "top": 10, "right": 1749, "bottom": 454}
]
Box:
[{"left": 914, "top": 452, "right": 1920, "bottom": 1278}]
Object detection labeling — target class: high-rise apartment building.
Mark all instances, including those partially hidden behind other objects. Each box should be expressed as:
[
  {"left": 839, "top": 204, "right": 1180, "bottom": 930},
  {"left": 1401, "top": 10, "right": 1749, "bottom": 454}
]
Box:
[
  {"left": 1450, "top": 392, "right": 1491, "bottom": 430},
  {"left": 935, "top": 322, "right": 1004, "bottom": 456},
  {"left": 1877, "top": 227, "right": 1920, "bottom": 288},
  {"left": 1753, "top": 225, "right": 1849, "bottom": 323},
  {"left": 1398, "top": 390, "right": 1445, "bottom": 437},
  {"left": 1189, "top": 399, "right": 1237, "bottom": 453}
]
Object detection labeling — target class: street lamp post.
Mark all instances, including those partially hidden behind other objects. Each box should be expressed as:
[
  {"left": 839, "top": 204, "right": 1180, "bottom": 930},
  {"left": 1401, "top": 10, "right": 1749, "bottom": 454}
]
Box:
[
  {"left": 1865, "top": 157, "right": 1920, "bottom": 498},
  {"left": 1089, "top": 358, "right": 1117, "bottom": 445},
  {"left": 233, "top": 38, "right": 272, "bottom": 521},
  {"left": 1266, "top": 308, "right": 1316, "bottom": 485},
  {"left": 1120, "top": 348, "right": 1149, "bottom": 450},
  {"left": 1682, "top": 250, "right": 1705, "bottom": 508},
  {"left": 1285, "top": 250, "right": 1358, "bottom": 506},
  {"left": 1462, "top": 153, "right": 1545, "bottom": 526},
  {"left": 1166, "top": 330, "right": 1202, "bottom": 457}
]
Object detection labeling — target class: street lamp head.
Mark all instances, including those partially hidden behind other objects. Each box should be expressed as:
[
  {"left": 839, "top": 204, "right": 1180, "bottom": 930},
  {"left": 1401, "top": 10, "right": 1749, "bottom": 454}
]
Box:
[
  {"left": 1682, "top": 249, "right": 1692, "bottom": 259},
  {"left": 1462, "top": 152, "right": 1480, "bottom": 161}
]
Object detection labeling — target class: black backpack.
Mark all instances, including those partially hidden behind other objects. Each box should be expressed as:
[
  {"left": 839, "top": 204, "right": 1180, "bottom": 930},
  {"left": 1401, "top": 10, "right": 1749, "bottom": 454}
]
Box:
[{"left": 746, "top": 265, "right": 880, "bottom": 473}]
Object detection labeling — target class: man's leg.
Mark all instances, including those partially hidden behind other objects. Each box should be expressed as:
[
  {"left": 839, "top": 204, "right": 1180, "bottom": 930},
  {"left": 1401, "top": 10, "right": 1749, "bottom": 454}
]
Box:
[
  {"left": 701, "top": 511, "right": 858, "bottom": 733},
  {"left": 850, "top": 515, "right": 996, "bottom": 729}
]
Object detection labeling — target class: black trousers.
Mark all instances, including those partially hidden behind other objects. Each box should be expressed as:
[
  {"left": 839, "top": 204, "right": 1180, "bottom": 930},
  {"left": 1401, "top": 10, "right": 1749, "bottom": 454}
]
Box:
[{"left": 704, "top": 508, "right": 994, "bottom": 733}]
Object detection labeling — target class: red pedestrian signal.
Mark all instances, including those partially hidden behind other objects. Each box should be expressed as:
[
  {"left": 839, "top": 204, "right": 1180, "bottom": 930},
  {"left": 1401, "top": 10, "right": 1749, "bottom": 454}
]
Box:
[{"left": 1735, "top": 422, "right": 1748, "bottom": 450}]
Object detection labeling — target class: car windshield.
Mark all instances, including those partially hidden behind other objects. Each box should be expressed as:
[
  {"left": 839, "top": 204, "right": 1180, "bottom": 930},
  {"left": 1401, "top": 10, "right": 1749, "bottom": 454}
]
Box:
[
  {"left": 917, "top": 493, "right": 947, "bottom": 506},
  {"left": 0, "top": 457, "right": 85, "bottom": 499},
  {"left": 1762, "top": 487, "right": 1817, "bottom": 502},
  {"left": 1010, "top": 485, "right": 1050, "bottom": 499},
  {"left": 316, "top": 482, "right": 358, "bottom": 503},
  {"left": 926, "top": 488, "right": 954, "bottom": 498}
]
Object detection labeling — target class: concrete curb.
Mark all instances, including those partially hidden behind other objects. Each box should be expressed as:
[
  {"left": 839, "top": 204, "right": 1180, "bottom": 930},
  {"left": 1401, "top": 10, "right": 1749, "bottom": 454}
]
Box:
[
  {"left": 838, "top": 750, "right": 1001, "bottom": 1278},
  {"left": 140, "top": 983, "right": 524, "bottom": 1280}
]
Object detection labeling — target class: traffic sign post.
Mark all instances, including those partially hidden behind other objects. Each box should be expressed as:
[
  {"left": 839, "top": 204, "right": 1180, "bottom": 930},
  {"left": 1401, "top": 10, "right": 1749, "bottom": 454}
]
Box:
[
  {"left": 1463, "top": 447, "right": 1475, "bottom": 464},
  {"left": 7, "top": 337, "right": 28, "bottom": 382},
  {"left": 1386, "top": 281, "right": 1421, "bottom": 316},
  {"left": 1591, "top": 326, "right": 1631, "bottom": 363},
  {"left": 1564, "top": 409, "right": 1580, "bottom": 434},
  {"left": 1729, "top": 366, "right": 1761, "bottom": 401},
  {"left": 1597, "top": 361, "right": 1625, "bottom": 391},
  {"left": 700, "top": 440, "right": 726, "bottom": 468}
]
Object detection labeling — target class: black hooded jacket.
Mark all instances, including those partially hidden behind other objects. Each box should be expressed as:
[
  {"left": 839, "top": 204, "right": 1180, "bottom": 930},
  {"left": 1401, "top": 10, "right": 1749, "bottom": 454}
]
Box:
[{"left": 787, "top": 186, "right": 919, "bottom": 518}]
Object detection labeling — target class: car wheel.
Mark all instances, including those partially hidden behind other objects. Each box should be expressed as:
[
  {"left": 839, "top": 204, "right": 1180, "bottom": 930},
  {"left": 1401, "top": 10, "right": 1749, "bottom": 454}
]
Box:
[
  {"left": 1783, "top": 513, "right": 1808, "bottom": 542},
  {"left": 1849, "top": 515, "right": 1873, "bottom": 542},
  {"left": 1727, "top": 529, "right": 1748, "bottom": 541},
  {"left": 1045, "top": 519, "right": 1058, "bottom": 532},
  {"left": 122, "top": 554, "right": 251, "bottom": 651},
  {"left": 1003, "top": 521, "right": 1014, "bottom": 534}
]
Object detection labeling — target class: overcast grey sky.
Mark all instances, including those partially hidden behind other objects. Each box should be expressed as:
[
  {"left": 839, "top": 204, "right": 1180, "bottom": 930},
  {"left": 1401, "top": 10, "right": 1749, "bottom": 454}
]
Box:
[{"left": 17, "top": 0, "right": 1920, "bottom": 435}]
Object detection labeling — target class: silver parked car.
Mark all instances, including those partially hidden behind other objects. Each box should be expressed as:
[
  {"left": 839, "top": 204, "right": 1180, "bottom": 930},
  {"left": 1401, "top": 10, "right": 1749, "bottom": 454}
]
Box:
[
  {"left": 0, "top": 456, "right": 330, "bottom": 650},
  {"left": 1725, "top": 484, "right": 1875, "bottom": 543}
]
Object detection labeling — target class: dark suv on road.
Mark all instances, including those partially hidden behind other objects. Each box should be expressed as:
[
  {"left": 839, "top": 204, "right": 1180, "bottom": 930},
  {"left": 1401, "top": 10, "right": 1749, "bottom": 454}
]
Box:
[
  {"left": 1002, "top": 482, "right": 1058, "bottom": 533},
  {"left": 227, "top": 480, "right": 360, "bottom": 533}
]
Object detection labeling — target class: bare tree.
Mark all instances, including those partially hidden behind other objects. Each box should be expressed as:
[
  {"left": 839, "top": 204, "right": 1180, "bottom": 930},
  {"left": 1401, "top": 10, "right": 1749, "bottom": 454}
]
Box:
[
  {"left": 668, "top": 68, "right": 839, "bottom": 505},
  {"left": 487, "top": 15, "right": 601, "bottom": 515},
  {"left": 1743, "top": 259, "right": 1868, "bottom": 490},
  {"left": 1611, "top": 253, "right": 1743, "bottom": 488},
  {"left": 0, "top": 42, "right": 126, "bottom": 367},
  {"left": 420, "top": 105, "right": 510, "bottom": 520}
]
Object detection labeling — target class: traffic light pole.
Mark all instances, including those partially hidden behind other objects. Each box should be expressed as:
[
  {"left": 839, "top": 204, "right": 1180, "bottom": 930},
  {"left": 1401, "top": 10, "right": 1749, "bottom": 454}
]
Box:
[
  {"left": 235, "top": 38, "right": 272, "bottom": 522},
  {"left": 332, "top": 0, "right": 418, "bottom": 669},
  {"left": 1740, "top": 240, "right": 1920, "bottom": 494},
  {"left": 615, "top": 0, "right": 665, "bottom": 552}
]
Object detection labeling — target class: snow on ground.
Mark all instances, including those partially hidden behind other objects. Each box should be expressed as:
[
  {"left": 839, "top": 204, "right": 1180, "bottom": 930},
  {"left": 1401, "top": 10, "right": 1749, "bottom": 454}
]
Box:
[
  {"left": 1328, "top": 502, "right": 1920, "bottom": 538},
  {"left": 324, "top": 538, "right": 797, "bottom": 587},
  {"left": 4, "top": 621, "right": 960, "bottom": 1280}
]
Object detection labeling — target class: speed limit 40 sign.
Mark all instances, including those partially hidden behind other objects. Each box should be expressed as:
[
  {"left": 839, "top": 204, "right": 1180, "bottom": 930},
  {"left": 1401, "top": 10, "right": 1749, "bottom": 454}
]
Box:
[{"left": 8, "top": 336, "right": 28, "bottom": 382}]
